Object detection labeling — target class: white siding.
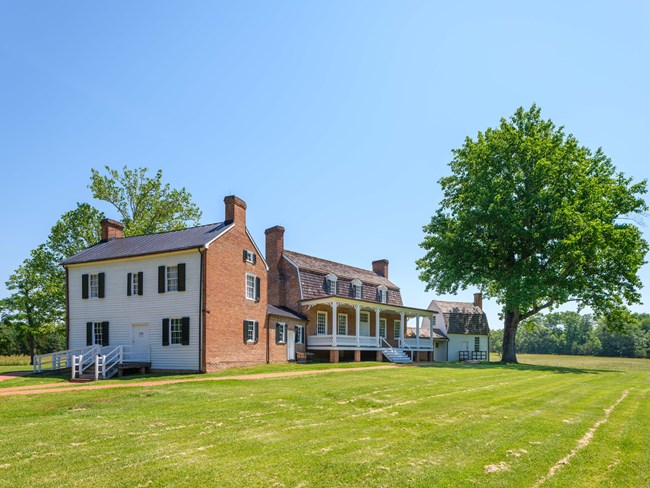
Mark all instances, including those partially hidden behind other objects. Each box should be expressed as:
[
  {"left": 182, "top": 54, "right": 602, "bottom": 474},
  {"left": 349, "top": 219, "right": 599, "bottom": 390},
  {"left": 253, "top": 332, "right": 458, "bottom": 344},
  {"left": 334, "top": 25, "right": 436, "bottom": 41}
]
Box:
[
  {"left": 68, "top": 250, "right": 202, "bottom": 370},
  {"left": 447, "top": 334, "right": 489, "bottom": 361}
]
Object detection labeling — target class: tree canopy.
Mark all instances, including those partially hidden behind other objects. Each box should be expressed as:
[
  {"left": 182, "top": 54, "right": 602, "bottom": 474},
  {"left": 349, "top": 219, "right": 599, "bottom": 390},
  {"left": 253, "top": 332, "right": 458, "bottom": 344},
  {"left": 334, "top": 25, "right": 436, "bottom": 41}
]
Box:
[
  {"left": 417, "top": 105, "right": 648, "bottom": 363},
  {"left": 89, "top": 165, "right": 202, "bottom": 236}
]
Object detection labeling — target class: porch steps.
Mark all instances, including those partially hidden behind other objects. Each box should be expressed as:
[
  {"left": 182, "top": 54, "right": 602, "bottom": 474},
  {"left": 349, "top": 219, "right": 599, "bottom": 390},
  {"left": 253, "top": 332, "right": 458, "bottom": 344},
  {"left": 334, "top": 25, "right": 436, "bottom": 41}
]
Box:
[{"left": 381, "top": 348, "right": 412, "bottom": 364}]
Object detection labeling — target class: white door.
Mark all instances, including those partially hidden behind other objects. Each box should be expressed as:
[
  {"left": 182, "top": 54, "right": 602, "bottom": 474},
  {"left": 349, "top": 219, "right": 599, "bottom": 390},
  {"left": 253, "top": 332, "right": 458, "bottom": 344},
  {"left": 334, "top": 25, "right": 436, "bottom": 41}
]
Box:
[
  {"left": 287, "top": 329, "right": 296, "bottom": 361},
  {"left": 461, "top": 340, "right": 469, "bottom": 350},
  {"left": 131, "top": 324, "right": 150, "bottom": 361},
  {"left": 359, "top": 312, "right": 371, "bottom": 336}
]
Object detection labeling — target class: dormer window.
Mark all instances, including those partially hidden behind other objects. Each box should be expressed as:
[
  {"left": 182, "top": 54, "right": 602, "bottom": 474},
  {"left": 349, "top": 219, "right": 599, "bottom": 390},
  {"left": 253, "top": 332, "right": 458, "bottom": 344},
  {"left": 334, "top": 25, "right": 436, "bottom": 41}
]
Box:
[
  {"left": 378, "top": 285, "right": 388, "bottom": 304},
  {"left": 352, "top": 279, "right": 362, "bottom": 299},
  {"left": 325, "top": 274, "right": 338, "bottom": 295}
]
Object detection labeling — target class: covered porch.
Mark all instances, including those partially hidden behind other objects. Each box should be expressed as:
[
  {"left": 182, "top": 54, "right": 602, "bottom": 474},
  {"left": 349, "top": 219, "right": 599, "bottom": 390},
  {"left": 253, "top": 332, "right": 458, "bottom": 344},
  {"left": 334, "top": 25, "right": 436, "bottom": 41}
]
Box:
[{"left": 302, "top": 297, "right": 442, "bottom": 362}]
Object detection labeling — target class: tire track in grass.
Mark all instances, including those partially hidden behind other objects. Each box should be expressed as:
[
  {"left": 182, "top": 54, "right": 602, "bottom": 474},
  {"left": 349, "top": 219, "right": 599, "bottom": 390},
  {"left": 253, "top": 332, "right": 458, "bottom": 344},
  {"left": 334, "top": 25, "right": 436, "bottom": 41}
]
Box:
[{"left": 531, "top": 389, "right": 630, "bottom": 487}]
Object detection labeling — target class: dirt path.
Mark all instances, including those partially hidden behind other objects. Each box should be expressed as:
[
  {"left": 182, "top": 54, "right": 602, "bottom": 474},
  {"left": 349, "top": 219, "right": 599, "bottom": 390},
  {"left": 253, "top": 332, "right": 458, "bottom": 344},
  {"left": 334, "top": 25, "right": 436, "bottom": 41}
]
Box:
[
  {"left": 0, "top": 371, "right": 32, "bottom": 382},
  {"left": 0, "top": 365, "right": 397, "bottom": 397}
]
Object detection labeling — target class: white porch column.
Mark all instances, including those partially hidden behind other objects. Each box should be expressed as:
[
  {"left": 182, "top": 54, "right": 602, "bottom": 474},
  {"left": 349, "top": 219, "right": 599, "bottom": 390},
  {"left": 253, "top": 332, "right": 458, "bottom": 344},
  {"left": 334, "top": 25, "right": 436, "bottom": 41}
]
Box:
[
  {"left": 416, "top": 315, "right": 421, "bottom": 352},
  {"left": 375, "top": 308, "right": 381, "bottom": 347},
  {"left": 355, "top": 305, "right": 361, "bottom": 347},
  {"left": 399, "top": 311, "right": 405, "bottom": 345},
  {"left": 332, "top": 302, "right": 338, "bottom": 347}
]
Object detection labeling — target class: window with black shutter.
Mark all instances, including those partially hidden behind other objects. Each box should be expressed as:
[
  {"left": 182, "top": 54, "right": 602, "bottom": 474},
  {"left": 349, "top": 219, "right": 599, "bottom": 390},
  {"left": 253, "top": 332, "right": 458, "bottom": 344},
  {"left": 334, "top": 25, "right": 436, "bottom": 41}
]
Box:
[
  {"left": 98, "top": 272, "right": 105, "bottom": 298},
  {"left": 181, "top": 317, "right": 190, "bottom": 345},
  {"left": 101, "top": 321, "right": 109, "bottom": 346},
  {"left": 137, "top": 271, "right": 144, "bottom": 295},
  {"left": 127, "top": 273, "right": 132, "bottom": 296},
  {"left": 177, "top": 263, "right": 186, "bottom": 291},
  {"left": 82, "top": 274, "right": 89, "bottom": 299},
  {"left": 158, "top": 266, "right": 166, "bottom": 293},
  {"left": 162, "top": 318, "right": 170, "bottom": 346}
]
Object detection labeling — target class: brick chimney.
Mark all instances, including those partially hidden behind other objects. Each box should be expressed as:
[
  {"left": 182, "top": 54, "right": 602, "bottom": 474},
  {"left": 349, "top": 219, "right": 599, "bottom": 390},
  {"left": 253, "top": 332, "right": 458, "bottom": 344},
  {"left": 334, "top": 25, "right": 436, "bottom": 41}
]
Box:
[
  {"left": 224, "top": 195, "right": 247, "bottom": 227},
  {"left": 101, "top": 218, "right": 124, "bottom": 241},
  {"left": 473, "top": 292, "right": 483, "bottom": 310},
  {"left": 372, "top": 259, "right": 389, "bottom": 278},
  {"left": 265, "top": 226, "right": 285, "bottom": 306}
]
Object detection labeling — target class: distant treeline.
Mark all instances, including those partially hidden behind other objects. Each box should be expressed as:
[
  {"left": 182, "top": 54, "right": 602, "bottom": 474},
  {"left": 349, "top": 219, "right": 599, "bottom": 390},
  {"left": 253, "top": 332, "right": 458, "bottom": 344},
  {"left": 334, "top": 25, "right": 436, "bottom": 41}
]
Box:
[{"left": 489, "top": 312, "right": 650, "bottom": 358}]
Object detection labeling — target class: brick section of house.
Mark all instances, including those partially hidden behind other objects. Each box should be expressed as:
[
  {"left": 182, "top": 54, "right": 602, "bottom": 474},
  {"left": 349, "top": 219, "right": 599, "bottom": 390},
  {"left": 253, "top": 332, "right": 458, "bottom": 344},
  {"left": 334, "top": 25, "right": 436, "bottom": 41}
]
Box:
[
  {"left": 204, "top": 197, "right": 268, "bottom": 371},
  {"left": 267, "top": 316, "right": 307, "bottom": 363}
]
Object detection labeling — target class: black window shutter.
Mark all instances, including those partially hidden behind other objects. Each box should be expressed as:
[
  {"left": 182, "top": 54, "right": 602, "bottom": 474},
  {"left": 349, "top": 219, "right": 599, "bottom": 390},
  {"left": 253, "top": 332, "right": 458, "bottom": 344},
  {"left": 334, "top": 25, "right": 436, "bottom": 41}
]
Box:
[
  {"left": 243, "top": 320, "right": 249, "bottom": 344},
  {"left": 255, "top": 276, "right": 260, "bottom": 302},
  {"left": 127, "top": 273, "right": 132, "bottom": 296},
  {"left": 252, "top": 253, "right": 257, "bottom": 264},
  {"left": 243, "top": 249, "right": 248, "bottom": 262},
  {"left": 158, "top": 266, "right": 166, "bottom": 293},
  {"left": 82, "top": 274, "right": 89, "bottom": 299},
  {"left": 162, "top": 318, "right": 170, "bottom": 346},
  {"left": 101, "top": 321, "right": 109, "bottom": 346},
  {"left": 138, "top": 272, "right": 144, "bottom": 295},
  {"left": 254, "top": 321, "right": 259, "bottom": 343},
  {"left": 86, "top": 322, "right": 93, "bottom": 346},
  {"left": 178, "top": 263, "right": 186, "bottom": 291},
  {"left": 98, "top": 272, "right": 105, "bottom": 298},
  {"left": 181, "top": 317, "right": 190, "bottom": 345}
]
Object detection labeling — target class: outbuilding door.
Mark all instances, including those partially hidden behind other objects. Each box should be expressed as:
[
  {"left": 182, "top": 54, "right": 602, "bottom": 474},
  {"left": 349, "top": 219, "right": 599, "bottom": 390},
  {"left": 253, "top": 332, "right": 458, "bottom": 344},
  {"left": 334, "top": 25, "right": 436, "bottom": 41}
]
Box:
[
  {"left": 131, "top": 323, "right": 150, "bottom": 361},
  {"left": 287, "top": 329, "right": 296, "bottom": 361}
]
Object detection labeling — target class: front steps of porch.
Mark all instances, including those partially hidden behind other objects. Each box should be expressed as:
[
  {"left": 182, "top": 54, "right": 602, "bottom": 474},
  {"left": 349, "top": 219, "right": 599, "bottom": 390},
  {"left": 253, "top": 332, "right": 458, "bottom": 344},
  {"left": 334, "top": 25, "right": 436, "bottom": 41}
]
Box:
[{"left": 381, "top": 348, "right": 412, "bottom": 364}]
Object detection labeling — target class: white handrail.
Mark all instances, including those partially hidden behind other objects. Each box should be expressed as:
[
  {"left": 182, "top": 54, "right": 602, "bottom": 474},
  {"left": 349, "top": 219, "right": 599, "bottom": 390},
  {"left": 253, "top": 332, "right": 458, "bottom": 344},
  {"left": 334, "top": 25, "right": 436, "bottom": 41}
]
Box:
[
  {"left": 399, "top": 338, "right": 414, "bottom": 358},
  {"left": 33, "top": 345, "right": 95, "bottom": 373},
  {"left": 97, "top": 346, "right": 124, "bottom": 380},
  {"left": 379, "top": 337, "right": 393, "bottom": 350}
]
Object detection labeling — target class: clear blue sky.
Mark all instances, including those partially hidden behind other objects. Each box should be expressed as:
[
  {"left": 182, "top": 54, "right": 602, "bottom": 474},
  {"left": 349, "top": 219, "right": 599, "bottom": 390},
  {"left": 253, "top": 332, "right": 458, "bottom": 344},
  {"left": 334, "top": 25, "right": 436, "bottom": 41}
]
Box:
[{"left": 1, "top": 1, "right": 649, "bottom": 329}]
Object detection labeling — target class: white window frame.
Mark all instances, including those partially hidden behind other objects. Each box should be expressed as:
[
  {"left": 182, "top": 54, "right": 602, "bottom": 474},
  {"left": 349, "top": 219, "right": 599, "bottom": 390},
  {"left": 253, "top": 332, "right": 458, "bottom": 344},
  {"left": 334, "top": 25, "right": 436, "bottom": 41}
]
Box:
[
  {"left": 93, "top": 321, "right": 103, "bottom": 345},
  {"left": 89, "top": 274, "right": 99, "bottom": 298},
  {"left": 245, "top": 320, "right": 257, "bottom": 343},
  {"left": 170, "top": 318, "right": 183, "bottom": 345},
  {"left": 393, "top": 319, "right": 401, "bottom": 339},
  {"left": 431, "top": 315, "right": 436, "bottom": 325},
  {"left": 326, "top": 273, "right": 337, "bottom": 295},
  {"left": 337, "top": 313, "right": 348, "bottom": 335},
  {"left": 167, "top": 265, "right": 179, "bottom": 292},
  {"left": 245, "top": 273, "right": 257, "bottom": 301},
  {"left": 379, "top": 318, "right": 387, "bottom": 339},
  {"left": 131, "top": 272, "right": 139, "bottom": 296},
  {"left": 316, "top": 311, "right": 328, "bottom": 335},
  {"left": 352, "top": 279, "right": 362, "bottom": 299},
  {"left": 244, "top": 250, "right": 256, "bottom": 264},
  {"left": 295, "top": 325, "right": 305, "bottom": 344},
  {"left": 378, "top": 285, "right": 388, "bottom": 304},
  {"left": 276, "top": 323, "right": 287, "bottom": 344}
]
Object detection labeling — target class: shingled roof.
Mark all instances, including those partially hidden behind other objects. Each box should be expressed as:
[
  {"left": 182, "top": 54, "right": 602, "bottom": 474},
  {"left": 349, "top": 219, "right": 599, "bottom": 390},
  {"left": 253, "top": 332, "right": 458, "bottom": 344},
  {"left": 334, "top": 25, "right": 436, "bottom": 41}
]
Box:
[
  {"left": 283, "top": 250, "right": 403, "bottom": 306},
  {"left": 431, "top": 300, "right": 490, "bottom": 335},
  {"left": 62, "top": 222, "right": 232, "bottom": 265},
  {"left": 267, "top": 305, "right": 307, "bottom": 321}
]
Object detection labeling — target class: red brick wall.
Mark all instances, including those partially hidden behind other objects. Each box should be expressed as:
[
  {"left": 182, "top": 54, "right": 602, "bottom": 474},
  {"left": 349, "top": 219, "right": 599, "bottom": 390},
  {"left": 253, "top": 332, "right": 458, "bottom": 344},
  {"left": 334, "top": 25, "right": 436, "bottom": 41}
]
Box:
[
  {"left": 267, "top": 317, "right": 307, "bottom": 363},
  {"left": 204, "top": 221, "right": 268, "bottom": 371}
]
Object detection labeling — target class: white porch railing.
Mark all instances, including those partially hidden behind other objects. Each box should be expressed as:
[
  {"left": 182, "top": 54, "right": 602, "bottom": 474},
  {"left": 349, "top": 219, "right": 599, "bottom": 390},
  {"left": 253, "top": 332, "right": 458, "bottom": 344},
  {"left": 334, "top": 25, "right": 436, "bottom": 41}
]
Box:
[
  {"left": 308, "top": 335, "right": 382, "bottom": 347},
  {"left": 33, "top": 345, "right": 96, "bottom": 373},
  {"left": 95, "top": 346, "right": 123, "bottom": 380},
  {"left": 401, "top": 338, "right": 434, "bottom": 350}
]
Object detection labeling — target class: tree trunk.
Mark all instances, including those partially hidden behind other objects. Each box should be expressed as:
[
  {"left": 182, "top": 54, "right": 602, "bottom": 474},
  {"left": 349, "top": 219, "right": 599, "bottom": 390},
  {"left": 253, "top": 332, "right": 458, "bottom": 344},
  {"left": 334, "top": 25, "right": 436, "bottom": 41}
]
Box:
[
  {"left": 501, "top": 311, "right": 520, "bottom": 363},
  {"left": 28, "top": 334, "right": 35, "bottom": 366}
]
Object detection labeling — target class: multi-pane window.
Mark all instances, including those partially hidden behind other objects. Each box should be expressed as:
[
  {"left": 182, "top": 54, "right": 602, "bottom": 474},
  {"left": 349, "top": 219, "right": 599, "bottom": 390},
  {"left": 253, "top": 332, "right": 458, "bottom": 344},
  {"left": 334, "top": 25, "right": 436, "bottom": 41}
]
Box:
[
  {"left": 276, "top": 323, "right": 286, "bottom": 343},
  {"left": 378, "top": 287, "right": 387, "bottom": 303},
  {"left": 379, "top": 318, "right": 387, "bottom": 338},
  {"left": 296, "top": 325, "right": 305, "bottom": 344},
  {"left": 394, "top": 320, "right": 401, "bottom": 339},
  {"left": 243, "top": 250, "right": 256, "bottom": 264},
  {"left": 93, "top": 321, "right": 103, "bottom": 345},
  {"left": 432, "top": 315, "right": 436, "bottom": 325},
  {"left": 327, "top": 279, "right": 337, "bottom": 295},
  {"left": 355, "top": 285, "right": 362, "bottom": 299},
  {"left": 245, "top": 320, "right": 258, "bottom": 342},
  {"left": 90, "top": 274, "right": 99, "bottom": 298},
  {"left": 337, "top": 314, "right": 348, "bottom": 335},
  {"left": 167, "top": 266, "right": 178, "bottom": 292},
  {"left": 474, "top": 337, "right": 480, "bottom": 351},
  {"left": 170, "top": 318, "right": 183, "bottom": 345},
  {"left": 316, "top": 311, "right": 327, "bottom": 335},
  {"left": 246, "top": 274, "right": 257, "bottom": 300},
  {"left": 132, "top": 272, "right": 139, "bottom": 296}
]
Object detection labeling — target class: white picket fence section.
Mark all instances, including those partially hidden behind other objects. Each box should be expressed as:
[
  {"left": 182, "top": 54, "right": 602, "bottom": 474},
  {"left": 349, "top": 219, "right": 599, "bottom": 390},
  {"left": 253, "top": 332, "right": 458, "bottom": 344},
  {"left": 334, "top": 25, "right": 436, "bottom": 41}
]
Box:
[{"left": 33, "top": 345, "right": 97, "bottom": 373}]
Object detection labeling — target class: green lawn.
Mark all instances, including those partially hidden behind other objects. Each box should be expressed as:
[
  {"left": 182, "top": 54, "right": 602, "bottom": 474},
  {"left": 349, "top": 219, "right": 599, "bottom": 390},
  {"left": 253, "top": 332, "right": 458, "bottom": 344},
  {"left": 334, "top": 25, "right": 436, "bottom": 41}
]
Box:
[{"left": 0, "top": 355, "right": 648, "bottom": 487}]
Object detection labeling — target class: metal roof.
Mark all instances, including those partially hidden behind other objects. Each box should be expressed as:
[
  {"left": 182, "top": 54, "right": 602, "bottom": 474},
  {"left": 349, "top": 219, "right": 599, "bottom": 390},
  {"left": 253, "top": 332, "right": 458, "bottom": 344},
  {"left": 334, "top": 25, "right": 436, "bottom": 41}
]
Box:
[{"left": 62, "top": 222, "right": 232, "bottom": 265}]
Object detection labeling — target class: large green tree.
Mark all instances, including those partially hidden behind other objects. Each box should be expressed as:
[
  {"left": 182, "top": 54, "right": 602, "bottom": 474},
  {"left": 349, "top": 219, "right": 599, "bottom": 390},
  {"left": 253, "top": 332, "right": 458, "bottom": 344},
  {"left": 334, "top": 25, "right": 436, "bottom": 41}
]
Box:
[
  {"left": 89, "top": 165, "right": 202, "bottom": 236},
  {"left": 417, "top": 105, "right": 648, "bottom": 363},
  {"left": 2, "top": 245, "right": 65, "bottom": 363}
]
